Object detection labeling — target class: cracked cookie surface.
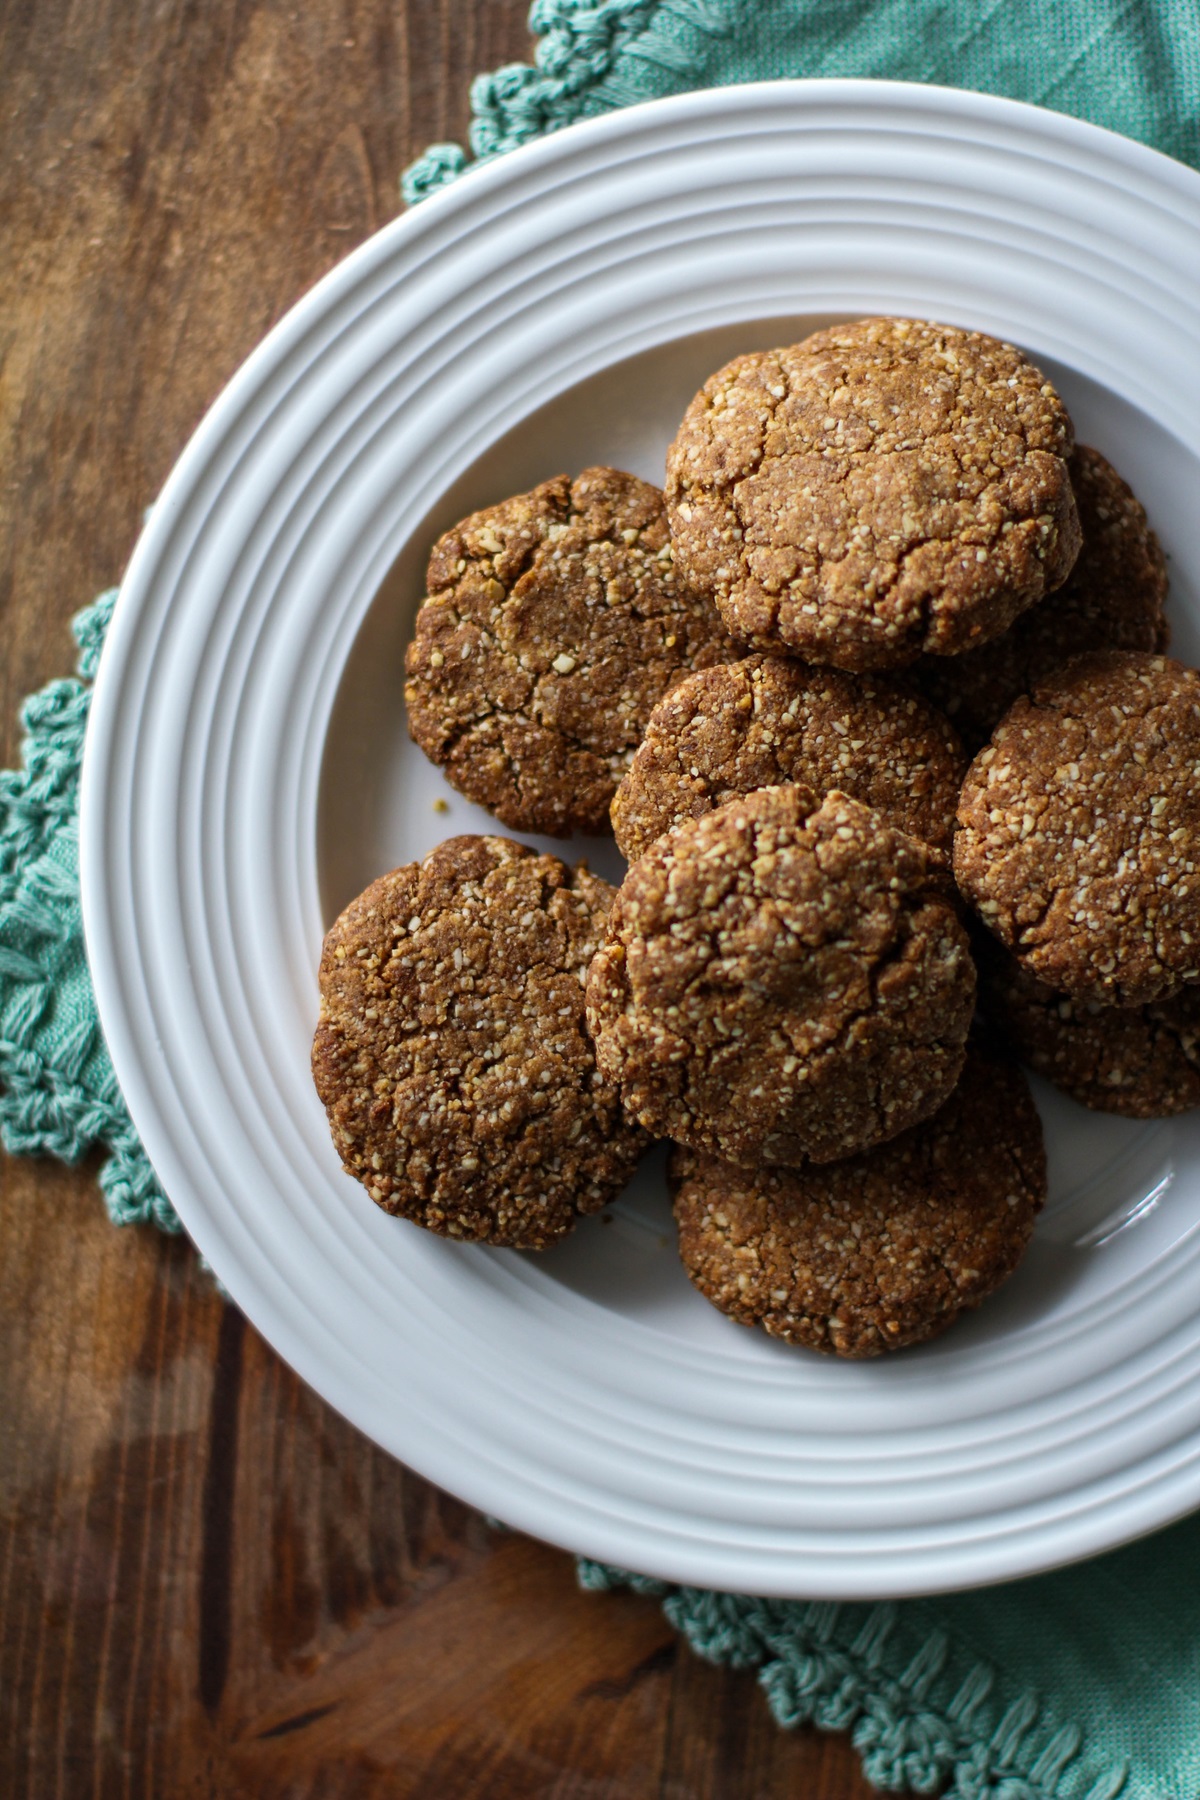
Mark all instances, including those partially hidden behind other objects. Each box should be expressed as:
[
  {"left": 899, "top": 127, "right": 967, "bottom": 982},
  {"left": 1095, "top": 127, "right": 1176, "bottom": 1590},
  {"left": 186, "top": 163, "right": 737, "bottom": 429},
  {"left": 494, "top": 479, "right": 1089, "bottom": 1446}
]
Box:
[
  {"left": 669, "top": 1046, "right": 1045, "bottom": 1358},
  {"left": 585, "top": 785, "right": 975, "bottom": 1168},
  {"left": 405, "top": 467, "right": 737, "bottom": 836},
  {"left": 312, "top": 835, "right": 647, "bottom": 1249},
  {"left": 979, "top": 936, "right": 1200, "bottom": 1117},
  {"left": 610, "top": 652, "right": 966, "bottom": 864},
  {"left": 914, "top": 445, "right": 1169, "bottom": 750},
  {"left": 955, "top": 652, "right": 1200, "bottom": 1007},
  {"left": 665, "top": 317, "right": 1079, "bottom": 672}
]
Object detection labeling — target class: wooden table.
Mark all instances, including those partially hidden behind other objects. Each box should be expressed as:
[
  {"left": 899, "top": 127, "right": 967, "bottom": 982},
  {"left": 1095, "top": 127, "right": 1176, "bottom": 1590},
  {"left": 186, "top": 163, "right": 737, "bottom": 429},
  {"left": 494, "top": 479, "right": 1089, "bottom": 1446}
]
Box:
[{"left": 0, "top": 5, "right": 880, "bottom": 1792}]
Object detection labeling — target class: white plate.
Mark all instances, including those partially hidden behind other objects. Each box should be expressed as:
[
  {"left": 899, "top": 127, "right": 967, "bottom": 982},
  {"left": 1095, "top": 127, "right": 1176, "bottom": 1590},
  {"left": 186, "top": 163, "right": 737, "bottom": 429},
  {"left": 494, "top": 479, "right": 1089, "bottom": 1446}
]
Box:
[{"left": 81, "top": 80, "right": 1200, "bottom": 1598}]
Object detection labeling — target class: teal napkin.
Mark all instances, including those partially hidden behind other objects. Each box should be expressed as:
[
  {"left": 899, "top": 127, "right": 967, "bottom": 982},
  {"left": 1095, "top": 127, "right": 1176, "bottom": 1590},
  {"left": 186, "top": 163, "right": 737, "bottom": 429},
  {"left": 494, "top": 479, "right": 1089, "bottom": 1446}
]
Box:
[
  {"left": 402, "top": 0, "right": 1200, "bottom": 201},
  {"left": 0, "top": 592, "right": 176, "bottom": 1232},
  {"left": 5, "top": 4, "right": 1200, "bottom": 1794}
]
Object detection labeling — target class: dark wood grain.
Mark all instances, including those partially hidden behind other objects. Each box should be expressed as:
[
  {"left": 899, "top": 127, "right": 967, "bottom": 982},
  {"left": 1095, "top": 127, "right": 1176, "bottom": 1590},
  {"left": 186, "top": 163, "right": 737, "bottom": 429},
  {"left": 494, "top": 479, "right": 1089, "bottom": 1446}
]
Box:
[{"left": 0, "top": 3, "right": 881, "bottom": 1793}]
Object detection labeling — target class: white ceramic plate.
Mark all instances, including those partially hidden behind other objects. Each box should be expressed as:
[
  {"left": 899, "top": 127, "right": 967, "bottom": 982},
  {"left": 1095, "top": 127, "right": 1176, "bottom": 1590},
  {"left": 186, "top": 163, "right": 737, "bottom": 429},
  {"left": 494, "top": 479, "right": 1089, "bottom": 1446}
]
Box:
[{"left": 81, "top": 80, "right": 1200, "bottom": 1598}]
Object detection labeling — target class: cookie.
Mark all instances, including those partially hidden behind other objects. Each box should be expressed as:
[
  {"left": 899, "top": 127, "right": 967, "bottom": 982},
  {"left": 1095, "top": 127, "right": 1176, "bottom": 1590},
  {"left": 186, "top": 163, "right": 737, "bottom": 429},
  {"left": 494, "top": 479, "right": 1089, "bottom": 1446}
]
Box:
[
  {"left": 665, "top": 317, "right": 1079, "bottom": 671},
  {"left": 955, "top": 652, "right": 1200, "bottom": 1007},
  {"left": 610, "top": 652, "right": 966, "bottom": 864},
  {"left": 312, "top": 835, "right": 647, "bottom": 1249},
  {"left": 585, "top": 784, "right": 975, "bottom": 1167},
  {"left": 405, "top": 468, "right": 736, "bottom": 836},
  {"left": 669, "top": 1046, "right": 1045, "bottom": 1358},
  {"left": 914, "top": 445, "right": 1169, "bottom": 750},
  {"left": 979, "top": 937, "right": 1200, "bottom": 1118}
]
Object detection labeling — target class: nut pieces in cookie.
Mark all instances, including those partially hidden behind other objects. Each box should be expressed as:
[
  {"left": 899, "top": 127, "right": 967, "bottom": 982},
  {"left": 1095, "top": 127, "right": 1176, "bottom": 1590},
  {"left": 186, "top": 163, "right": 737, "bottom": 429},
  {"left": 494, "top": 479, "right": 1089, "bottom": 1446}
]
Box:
[
  {"left": 405, "top": 467, "right": 736, "bottom": 836},
  {"left": 955, "top": 651, "right": 1200, "bottom": 1007},
  {"left": 610, "top": 651, "right": 966, "bottom": 864},
  {"left": 665, "top": 317, "right": 1079, "bottom": 671},
  {"left": 312, "top": 836, "right": 647, "bottom": 1249},
  {"left": 979, "top": 937, "right": 1200, "bottom": 1119},
  {"left": 586, "top": 784, "right": 975, "bottom": 1168},
  {"left": 670, "top": 1047, "right": 1045, "bottom": 1358},
  {"left": 914, "top": 445, "right": 1169, "bottom": 751}
]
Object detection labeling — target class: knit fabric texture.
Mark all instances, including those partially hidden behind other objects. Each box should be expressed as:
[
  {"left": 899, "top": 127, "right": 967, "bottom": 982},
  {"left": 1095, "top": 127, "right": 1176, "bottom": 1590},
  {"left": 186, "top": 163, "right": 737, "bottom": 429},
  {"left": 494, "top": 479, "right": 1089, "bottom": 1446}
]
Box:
[
  {"left": 0, "top": 591, "right": 178, "bottom": 1233},
  {"left": 4, "top": 3, "right": 1200, "bottom": 1795},
  {"left": 402, "top": 0, "right": 1200, "bottom": 201}
]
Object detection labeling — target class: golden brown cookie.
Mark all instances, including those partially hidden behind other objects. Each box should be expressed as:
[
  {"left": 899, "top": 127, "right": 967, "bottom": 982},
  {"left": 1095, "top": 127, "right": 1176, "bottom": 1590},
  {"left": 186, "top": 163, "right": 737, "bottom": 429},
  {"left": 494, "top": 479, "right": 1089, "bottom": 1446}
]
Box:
[
  {"left": 955, "top": 652, "right": 1200, "bottom": 1007},
  {"left": 979, "top": 937, "right": 1200, "bottom": 1118},
  {"left": 610, "top": 652, "right": 966, "bottom": 864},
  {"left": 585, "top": 785, "right": 975, "bottom": 1168},
  {"left": 914, "top": 445, "right": 1169, "bottom": 750},
  {"left": 665, "top": 317, "right": 1079, "bottom": 672},
  {"left": 669, "top": 1047, "right": 1045, "bottom": 1358},
  {"left": 312, "top": 836, "right": 647, "bottom": 1248},
  {"left": 404, "top": 468, "right": 736, "bottom": 836}
]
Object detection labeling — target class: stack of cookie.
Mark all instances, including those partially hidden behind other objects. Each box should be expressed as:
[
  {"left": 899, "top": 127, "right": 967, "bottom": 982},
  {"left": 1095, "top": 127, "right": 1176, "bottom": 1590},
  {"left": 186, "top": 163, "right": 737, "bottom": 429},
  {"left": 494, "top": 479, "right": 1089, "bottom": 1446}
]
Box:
[{"left": 313, "top": 315, "right": 1190, "bottom": 1359}]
